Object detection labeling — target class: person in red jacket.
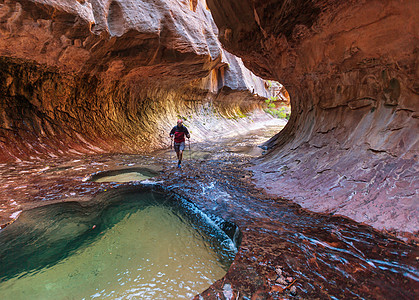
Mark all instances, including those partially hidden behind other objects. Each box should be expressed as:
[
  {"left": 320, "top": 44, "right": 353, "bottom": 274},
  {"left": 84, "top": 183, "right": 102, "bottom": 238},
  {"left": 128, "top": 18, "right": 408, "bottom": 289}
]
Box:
[{"left": 170, "top": 119, "right": 190, "bottom": 168}]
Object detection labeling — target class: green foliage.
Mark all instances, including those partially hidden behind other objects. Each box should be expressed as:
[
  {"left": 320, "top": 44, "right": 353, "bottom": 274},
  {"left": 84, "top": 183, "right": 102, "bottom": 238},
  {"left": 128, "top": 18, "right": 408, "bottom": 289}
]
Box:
[
  {"left": 264, "top": 107, "right": 290, "bottom": 120},
  {"left": 263, "top": 96, "right": 290, "bottom": 120}
]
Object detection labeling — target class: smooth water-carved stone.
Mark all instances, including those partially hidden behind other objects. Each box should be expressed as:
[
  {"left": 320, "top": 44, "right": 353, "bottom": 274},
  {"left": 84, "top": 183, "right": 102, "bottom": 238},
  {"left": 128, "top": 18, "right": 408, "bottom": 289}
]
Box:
[
  {"left": 107, "top": 1, "right": 125, "bottom": 37},
  {"left": 207, "top": 0, "right": 419, "bottom": 234},
  {"left": 0, "top": 0, "right": 278, "bottom": 161}
]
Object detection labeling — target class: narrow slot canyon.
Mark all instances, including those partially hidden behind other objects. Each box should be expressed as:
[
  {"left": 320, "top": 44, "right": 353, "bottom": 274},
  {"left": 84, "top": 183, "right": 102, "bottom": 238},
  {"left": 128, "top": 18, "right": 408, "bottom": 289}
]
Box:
[{"left": 0, "top": 0, "right": 418, "bottom": 299}]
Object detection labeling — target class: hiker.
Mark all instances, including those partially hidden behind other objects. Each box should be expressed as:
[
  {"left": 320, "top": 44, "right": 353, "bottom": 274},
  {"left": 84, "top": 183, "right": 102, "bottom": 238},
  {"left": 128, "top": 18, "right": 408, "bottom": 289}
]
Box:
[{"left": 170, "top": 119, "right": 190, "bottom": 168}]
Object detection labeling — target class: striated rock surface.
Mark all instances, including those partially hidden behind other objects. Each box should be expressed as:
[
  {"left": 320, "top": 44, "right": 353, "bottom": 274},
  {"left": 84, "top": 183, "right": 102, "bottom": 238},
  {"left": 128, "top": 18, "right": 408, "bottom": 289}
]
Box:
[
  {"left": 0, "top": 0, "right": 218, "bottom": 79},
  {"left": 0, "top": 1, "right": 418, "bottom": 299},
  {"left": 0, "top": 0, "right": 273, "bottom": 162},
  {"left": 207, "top": 0, "right": 419, "bottom": 234}
]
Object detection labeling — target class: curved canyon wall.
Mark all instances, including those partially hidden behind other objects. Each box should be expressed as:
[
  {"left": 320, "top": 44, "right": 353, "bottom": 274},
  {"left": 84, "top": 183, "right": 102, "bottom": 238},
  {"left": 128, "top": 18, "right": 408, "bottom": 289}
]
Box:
[
  {"left": 207, "top": 0, "right": 419, "bottom": 234},
  {"left": 1, "top": 0, "right": 417, "bottom": 235},
  {"left": 0, "top": 0, "right": 272, "bottom": 161}
]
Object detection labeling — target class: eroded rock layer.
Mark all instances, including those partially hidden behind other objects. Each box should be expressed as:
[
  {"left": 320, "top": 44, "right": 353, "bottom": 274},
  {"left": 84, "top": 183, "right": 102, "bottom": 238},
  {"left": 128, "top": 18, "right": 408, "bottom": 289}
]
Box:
[
  {"left": 0, "top": 0, "right": 271, "bottom": 161},
  {"left": 0, "top": 55, "right": 269, "bottom": 161},
  {"left": 1, "top": 0, "right": 417, "bottom": 235},
  {"left": 207, "top": 0, "right": 419, "bottom": 234}
]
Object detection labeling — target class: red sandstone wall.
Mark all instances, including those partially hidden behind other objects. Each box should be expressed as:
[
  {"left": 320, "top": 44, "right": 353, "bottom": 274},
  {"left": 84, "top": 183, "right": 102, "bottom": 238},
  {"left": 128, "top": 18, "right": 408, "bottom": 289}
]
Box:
[
  {"left": 0, "top": 0, "right": 417, "bottom": 233},
  {"left": 207, "top": 0, "right": 419, "bottom": 234},
  {"left": 0, "top": 0, "right": 271, "bottom": 161}
]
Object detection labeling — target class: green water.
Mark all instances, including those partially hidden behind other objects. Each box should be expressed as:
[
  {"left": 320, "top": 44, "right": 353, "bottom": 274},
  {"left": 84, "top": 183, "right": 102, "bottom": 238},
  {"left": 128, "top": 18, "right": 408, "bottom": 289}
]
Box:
[{"left": 0, "top": 188, "right": 237, "bottom": 299}]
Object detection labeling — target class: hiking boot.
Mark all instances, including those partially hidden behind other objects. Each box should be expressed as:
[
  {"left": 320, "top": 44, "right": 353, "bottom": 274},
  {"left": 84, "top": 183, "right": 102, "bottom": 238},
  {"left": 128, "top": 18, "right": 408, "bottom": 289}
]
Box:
[{"left": 178, "top": 162, "right": 181, "bottom": 168}]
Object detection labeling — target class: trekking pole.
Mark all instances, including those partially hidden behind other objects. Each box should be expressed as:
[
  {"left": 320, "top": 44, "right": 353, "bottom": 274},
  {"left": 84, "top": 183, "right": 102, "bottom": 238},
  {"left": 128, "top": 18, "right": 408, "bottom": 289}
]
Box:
[
  {"left": 170, "top": 137, "right": 173, "bottom": 161},
  {"left": 188, "top": 138, "right": 191, "bottom": 160}
]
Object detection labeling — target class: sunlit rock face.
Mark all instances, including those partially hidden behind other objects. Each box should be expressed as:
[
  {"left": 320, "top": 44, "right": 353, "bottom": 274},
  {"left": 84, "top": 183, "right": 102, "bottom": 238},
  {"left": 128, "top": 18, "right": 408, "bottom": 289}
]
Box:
[
  {"left": 0, "top": 0, "right": 219, "bottom": 79},
  {"left": 0, "top": 0, "right": 272, "bottom": 161},
  {"left": 207, "top": 0, "right": 419, "bottom": 234}
]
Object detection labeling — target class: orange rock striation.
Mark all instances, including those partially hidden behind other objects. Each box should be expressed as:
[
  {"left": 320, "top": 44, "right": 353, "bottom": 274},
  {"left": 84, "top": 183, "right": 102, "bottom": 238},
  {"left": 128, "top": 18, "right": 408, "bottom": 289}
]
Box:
[
  {"left": 0, "top": 0, "right": 272, "bottom": 161},
  {"left": 0, "top": 0, "right": 417, "bottom": 234}
]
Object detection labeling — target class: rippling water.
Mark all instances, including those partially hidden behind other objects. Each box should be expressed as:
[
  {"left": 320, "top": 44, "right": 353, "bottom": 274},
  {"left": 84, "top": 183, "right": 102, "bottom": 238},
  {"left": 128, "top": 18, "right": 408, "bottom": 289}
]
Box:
[
  {"left": 0, "top": 120, "right": 418, "bottom": 299},
  {"left": 0, "top": 189, "right": 237, "bottom": 299}
]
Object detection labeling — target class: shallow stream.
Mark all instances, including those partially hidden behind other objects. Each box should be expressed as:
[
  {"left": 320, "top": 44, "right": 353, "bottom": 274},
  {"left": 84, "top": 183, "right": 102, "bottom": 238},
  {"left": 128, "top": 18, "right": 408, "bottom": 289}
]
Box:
[{"left": 0, "top": 120, "right": 418, "bottom": 299}]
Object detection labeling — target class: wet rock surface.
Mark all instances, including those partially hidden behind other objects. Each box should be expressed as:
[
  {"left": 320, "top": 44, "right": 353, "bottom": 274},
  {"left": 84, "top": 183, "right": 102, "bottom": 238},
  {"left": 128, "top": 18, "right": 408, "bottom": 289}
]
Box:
[
  {"left": 164, "top": 160, "right": 418, "bottom": 299},
  {"left": 206, "top": 0, "right": 419, "bottom": 235},
  {"left": 0, "top": 124, "right": 418, "bottom": 299},
  {"left": 2, "top": 0, "right": 415, "bottom": 242},
  {"left": 0, "top": 0, "right": 418, "bottom": 297}
]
